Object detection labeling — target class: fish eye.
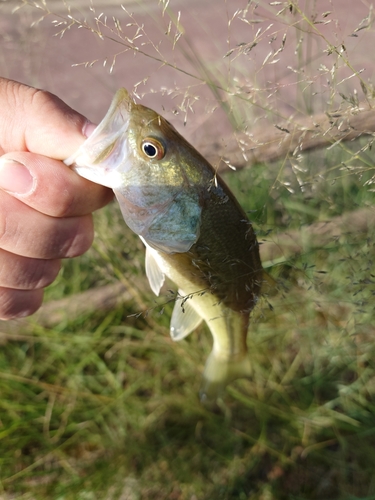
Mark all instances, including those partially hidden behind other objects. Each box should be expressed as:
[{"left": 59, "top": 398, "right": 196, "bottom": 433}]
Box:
[{"left": 141, "top": 138, "right": 165, "bottom": 160}]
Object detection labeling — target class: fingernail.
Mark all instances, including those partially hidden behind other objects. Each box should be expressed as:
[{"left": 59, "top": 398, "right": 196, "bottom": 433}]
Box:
[
  {"left": 0, "top": 158, "right": 35, "bottom": 195},
  {"left": 82, "top": 120, "right": 97, "bottom": 138}
]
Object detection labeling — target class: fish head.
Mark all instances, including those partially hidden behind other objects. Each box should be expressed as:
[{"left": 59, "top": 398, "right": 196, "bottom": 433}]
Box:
[{"left": 65, "top": 89, "right": 205, "bottom": 253}]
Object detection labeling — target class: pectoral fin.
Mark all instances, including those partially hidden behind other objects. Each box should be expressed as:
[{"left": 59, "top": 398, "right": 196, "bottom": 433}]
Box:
[
  {"left": 170, "top": 290, "right": 203, "bottom": 341},
  {"left": 143, "top": 241, "right": 165, "bottom": 296}
]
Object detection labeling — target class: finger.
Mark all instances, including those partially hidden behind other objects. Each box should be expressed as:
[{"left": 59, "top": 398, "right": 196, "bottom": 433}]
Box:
[
  {"left": 0, "top": 155, "right": 113, "bottom": 217},
  {"left": 0, "top": 78, "right": 94, "bottom": 158},
  {"left": 0, "top": 248, "right": 61, "bottom": 289},
  {"left": 0, "top": 191, "right": 94, "bottom": 259},
  {"left": 0, "top": 287, "right": 44, "bottom": 320}
]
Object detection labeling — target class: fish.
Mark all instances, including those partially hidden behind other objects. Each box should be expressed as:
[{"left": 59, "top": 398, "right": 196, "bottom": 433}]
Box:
[{"left": 65, "top": 88, "right": 263, "bottom": 400}]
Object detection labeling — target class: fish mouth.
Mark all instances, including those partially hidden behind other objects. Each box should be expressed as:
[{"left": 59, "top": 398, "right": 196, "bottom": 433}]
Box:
[{"left": 64, "top": 88, "right": 133, "bottom": 189}]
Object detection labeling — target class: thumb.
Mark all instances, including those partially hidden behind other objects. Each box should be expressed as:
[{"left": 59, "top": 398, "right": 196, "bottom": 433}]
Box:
[{"left": 0, "top": 78, "right": 95, "bottom": 159}]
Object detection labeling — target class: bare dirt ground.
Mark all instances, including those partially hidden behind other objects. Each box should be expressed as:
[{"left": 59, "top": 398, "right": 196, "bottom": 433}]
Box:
[{"left": 1, "top": 0, "right": 374, "bottom": 160}]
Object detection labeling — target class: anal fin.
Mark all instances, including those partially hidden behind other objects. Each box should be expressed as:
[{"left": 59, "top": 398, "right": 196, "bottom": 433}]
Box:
[{"left": 170, "top": 290, "right": 202, "bottom": 341}]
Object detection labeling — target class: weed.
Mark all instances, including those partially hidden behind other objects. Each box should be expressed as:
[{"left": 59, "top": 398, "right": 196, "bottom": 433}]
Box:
[{"left": 1, "top": 1, "right": 375, "bottom": 499}]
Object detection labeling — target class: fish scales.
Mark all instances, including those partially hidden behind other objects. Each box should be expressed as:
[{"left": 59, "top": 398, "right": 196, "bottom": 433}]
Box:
[
  {"left": 165, "top": 192, "right": 261, "bottom": 312},
  {"left": 65, "top": 88, "right": 263, "bottom": 400}
]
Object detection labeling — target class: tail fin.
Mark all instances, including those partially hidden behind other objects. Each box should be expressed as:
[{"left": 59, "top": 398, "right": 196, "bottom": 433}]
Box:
[{"left": 199, "top": 351, "right": 252, "bottom": 402}]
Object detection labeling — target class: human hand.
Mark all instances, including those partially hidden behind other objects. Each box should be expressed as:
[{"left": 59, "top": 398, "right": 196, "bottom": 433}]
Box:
[{"left": 0, "top": 78, "right": 113, "bottom": 320}]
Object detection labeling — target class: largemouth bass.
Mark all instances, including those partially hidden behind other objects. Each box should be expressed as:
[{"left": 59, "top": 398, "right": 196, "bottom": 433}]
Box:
[{"left": 65, "top": 89, "right": 263, "bottom": 400}]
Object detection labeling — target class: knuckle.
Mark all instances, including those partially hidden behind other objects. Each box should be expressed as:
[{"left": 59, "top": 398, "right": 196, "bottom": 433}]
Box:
[
  {"left": 0, "top": 206, "right": 19, "bottom": 250},
  {"left": 0, "top": 288, "right": 43, "bottom": 320},
  {"left": 61, "top": 215, "right": 94, "bottom": 257},
  {"left": 0, "top": 195, "right": 94, "bottom": 260},
  {"left": 0, "top": 289, "right": 15, "bottom": 319},
  {"left": 50, "top": 188, "right": 77, "bottom": 218},
  {"left": 30, "top": 88, "right": 57, "bottom": 114},
  {"left": 30, "top": 88, "right": 86, "bottom": 135},
  {"left": 23, "top": 259, "right": 61, "bottom": 289},
  {"left": 37, "top": 259, "right": 62, "bottom": 288},
  {"left": 0, "top": 251, "right": 61, "bottom": 290}
]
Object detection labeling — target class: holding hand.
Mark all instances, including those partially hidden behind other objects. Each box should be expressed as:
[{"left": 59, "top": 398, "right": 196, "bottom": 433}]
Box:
[{"left": 0, "top": 78, "right": 113, "bottom": 320}]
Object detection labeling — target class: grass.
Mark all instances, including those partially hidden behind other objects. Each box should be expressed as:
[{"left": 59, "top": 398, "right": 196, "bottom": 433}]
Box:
[
  {"left": 2, "top": 1, "right": 375, "bottom": 498},
  {"left": 1, "top": 140, "right": 375, "bottom": 499}
]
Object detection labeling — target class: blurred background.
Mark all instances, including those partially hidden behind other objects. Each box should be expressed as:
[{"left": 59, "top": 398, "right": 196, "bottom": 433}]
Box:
[{"left": 1, "top": 1, "right": 375, "bottom": 499}]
